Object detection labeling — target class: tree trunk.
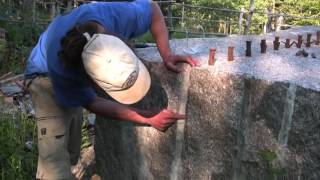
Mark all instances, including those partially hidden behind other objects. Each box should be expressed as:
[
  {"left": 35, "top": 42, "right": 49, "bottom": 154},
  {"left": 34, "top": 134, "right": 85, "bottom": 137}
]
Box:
[
  {"left": 265, "top": 8, "right": 273, "bottom": 33},
  {"left": 67, "top": 0, "right": 73, "bottom": 12},
  {"left": 56, "top": 2, "right": 61, "bottom": 15},
  {"left": 23, "top": 0, "right": 33, "bottom": 9},
  {"left": 245, "top": 0, "right": 255, "bottom": 35},
  {"left": 275, "top": 13, "right": 283, "bottom": 32},
  {"left": 50, "top": 1, "right": 56, "bottom": 20},
  {"left": 167, "top": 0, "right": 174, "bottom": 39},
  {"left": 32, "top": 0, "right": 35, "bottom": 23},
  {"left": 238, "top": 8, "right": 244, "bottom": 35}
]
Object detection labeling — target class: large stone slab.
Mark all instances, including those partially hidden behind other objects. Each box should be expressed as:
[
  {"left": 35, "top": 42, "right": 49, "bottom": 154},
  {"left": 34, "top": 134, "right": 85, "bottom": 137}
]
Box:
[
  {"left": 95, "top": 26, "right": 320, "bottom": 179},
  {"left": 95, "top": 67, "right": 320, "bottom": 179}
]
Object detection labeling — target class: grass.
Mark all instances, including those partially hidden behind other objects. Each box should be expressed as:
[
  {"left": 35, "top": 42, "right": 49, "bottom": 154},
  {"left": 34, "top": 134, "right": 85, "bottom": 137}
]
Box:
[
  {"left": 133, "top": 31, "right": 155, "bottom": 43},
  {"left": 81, "top": 112, "right": 93, "bottom": 150},
  {"left": 0, "top": 107, "right": 93, "bottom": 179},
  {"left": 0, "top": 112, "right": 37, "bottom": 180}
]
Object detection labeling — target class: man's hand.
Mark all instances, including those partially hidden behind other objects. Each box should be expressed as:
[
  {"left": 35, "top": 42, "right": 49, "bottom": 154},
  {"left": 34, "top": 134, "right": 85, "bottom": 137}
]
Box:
[
  {"left": 146, "top": 109, "right": 185, "bottom": 132},
  {"left": 163, "top": 54, "right": 200, "bottom": 73},
  {"left": 86, "top": 97, "right": 185, "bottom": 132}
]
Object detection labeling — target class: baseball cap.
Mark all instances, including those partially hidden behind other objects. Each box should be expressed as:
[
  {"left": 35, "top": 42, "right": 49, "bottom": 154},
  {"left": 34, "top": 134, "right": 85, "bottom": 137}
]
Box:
[{"left": 81, "top": 33, "right": 151, "bottom": 104}]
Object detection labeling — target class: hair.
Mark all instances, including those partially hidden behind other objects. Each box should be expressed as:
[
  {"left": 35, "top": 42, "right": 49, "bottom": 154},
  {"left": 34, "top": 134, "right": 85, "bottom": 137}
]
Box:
[{"left": 58, "top": 21, "right": 105, "bottom": 69}]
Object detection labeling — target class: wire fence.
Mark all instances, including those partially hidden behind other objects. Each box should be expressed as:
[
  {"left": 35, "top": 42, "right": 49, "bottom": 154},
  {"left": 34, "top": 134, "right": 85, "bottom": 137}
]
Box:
[
  {"left": 0, "top": 0, "right": 319, "bottom": 39},
  {"left": 157, "top": 1, "right": 320, "bottom": 38}
]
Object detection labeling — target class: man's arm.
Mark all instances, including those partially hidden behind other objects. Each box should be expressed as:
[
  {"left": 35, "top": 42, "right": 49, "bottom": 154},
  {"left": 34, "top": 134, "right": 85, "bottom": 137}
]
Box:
[
  {"left": 150, "top": 2, "right": 199, "bottom": 72},
  {"left": 85, "top": 96, "right": 185, "bottom": 132}
]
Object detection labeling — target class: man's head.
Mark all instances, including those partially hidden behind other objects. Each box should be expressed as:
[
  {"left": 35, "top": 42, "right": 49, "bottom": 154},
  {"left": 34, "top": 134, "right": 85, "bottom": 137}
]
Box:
[
  {"left": 59, "top": 21, "right": 151, "bottom": 104},
  {"left": 58, "top": 21, "right": 105, "bottom": 68},
  {"left": 82, "top": 33, "right": 151, "bottom": 104}
]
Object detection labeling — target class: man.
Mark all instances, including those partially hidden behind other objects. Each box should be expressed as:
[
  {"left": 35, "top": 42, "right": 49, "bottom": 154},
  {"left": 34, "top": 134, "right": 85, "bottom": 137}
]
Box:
[{"left": 25, "top": 0, "right": 198, "bottom": 179}]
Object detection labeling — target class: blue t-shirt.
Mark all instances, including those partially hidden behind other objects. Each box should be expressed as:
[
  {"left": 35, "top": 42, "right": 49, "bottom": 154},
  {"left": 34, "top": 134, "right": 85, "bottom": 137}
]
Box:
[{"left": 25, "top": 0, "right": 152, "bottom": 107}]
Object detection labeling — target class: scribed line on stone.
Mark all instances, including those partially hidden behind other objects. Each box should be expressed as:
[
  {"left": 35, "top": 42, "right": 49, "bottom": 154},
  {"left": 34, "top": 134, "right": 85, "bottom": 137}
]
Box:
[
  {"left": 232, "top": 78, "right": 251, "bottom": 180},
  {"left": 170, "top": 65, "right": 191, "bottom": 180},
  {"left": 278, "top": 83, "right": 297, "bottom": 145}
]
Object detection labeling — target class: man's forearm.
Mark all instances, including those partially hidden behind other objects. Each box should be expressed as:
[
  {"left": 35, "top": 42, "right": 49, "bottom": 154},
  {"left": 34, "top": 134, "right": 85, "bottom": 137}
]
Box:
[
  {"left": 85, "top": 96, "right": 185, "bottom": 132},
  {"left": 150, "top": 2, "right": 172, "bottom": 60},
  {"left": 85, "top": 96, "right": 148, "bottom": 125}
]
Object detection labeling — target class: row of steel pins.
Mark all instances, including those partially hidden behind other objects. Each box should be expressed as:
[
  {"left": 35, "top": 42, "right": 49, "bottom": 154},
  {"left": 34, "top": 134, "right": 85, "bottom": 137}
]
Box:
[{"left": 208, "top": 31, "right": 320, "bottom": 65}]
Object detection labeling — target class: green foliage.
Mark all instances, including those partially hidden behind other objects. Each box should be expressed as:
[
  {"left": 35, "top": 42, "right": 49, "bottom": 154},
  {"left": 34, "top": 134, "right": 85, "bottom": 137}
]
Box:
[
  {"left": 0, "top": 0, "right": 46, "bottom": 74},
  {"left": 259, "top": 149, "right": 277, "bottom": 162},
  {"left": 0, "top": 108, "right": 93, "bottom": 179},
  {"left": 0, "top": 113, "right": 37, "bottom": 180},
  {"left": 176, "top": 0, "right": 243, "bottom": 34},
  {"left": 133, "top": 31, "right": 155, "bottom": 43},
  {"left": 0, "top": 19, "right": 44, "bottom": 74},
  {"left": 81, "top": 119, "right": 92, "bottom": 150},
  {"left": 277, "top": 0, "right": 320, "bottom": 26},
  {"left": 132, "top": 30, "right": 205, "bottom": 43},
  {"left": 0, "top": 109, "right": 93, "bottom": 179},
  {"left": 163, "top": 0, "right": 320, "bottom": 37},
  {"left": 0, "top": 44, "right": 31, "bottom": 75},
  {"left": 81, "top": 110, "right": 94, "bottom": 150},
  {"left": 2, "top": 23, "right": 42, "bottom": 47}
]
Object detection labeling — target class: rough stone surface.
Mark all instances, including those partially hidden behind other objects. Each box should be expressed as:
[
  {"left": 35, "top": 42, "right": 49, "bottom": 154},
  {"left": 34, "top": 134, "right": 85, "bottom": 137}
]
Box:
[
  {"left": 95, "top": 63, "right": 184, "bottom": 180},
  {"left": 183, "top": 70, "right": 242, "bottom": 180},
  {"left": 95, "top": 27, "right": 320, "bottom": 179},
  {"left": 288, "top": 87, "right": 320, "bottom": 178}
]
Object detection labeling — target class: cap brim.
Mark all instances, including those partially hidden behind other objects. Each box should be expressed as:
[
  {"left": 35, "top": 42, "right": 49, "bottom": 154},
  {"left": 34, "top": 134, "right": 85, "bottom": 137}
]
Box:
[{"left": 106, "top": 60, "right": 151, "bottom": 104}]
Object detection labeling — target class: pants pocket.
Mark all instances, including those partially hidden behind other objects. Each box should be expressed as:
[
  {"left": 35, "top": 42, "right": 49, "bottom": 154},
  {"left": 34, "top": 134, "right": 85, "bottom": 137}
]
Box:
[{"left": 37, "top": 117, "right": 67, "bottom": 160}]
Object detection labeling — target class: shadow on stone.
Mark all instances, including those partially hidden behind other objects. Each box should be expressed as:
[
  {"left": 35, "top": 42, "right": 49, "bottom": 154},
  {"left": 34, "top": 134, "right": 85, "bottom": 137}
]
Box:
[{"left": 94, "top": 62, "right": 177, "bottom": 179}]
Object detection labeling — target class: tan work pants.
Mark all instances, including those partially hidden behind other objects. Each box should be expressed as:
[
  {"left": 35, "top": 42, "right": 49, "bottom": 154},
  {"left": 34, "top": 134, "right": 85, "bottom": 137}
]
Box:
[{"left": 27, "top": 76, "right": 83, "bottom": 179}]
